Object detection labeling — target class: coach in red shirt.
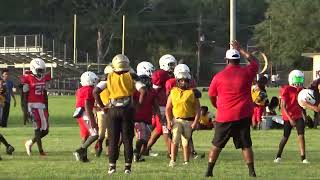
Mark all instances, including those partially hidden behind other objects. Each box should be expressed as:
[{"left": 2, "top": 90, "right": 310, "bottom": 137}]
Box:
[{"left": 205, "top": 40, "right": 258, "bottom": 177}]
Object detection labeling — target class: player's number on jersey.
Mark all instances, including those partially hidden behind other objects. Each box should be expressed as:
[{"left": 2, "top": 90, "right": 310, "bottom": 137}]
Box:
[{"left": 35, "top": 85, "right": 46, "bottom": 95}]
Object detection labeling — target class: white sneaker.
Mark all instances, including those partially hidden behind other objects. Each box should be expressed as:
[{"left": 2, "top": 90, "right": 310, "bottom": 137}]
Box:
[
  {"left": 302, "top": 159, "right": 310, "bottom": 164},
  {"left": 108, "top": 167, "right": 116, "bottom": 175},
  {"left": 183, "top": 161, "right": 189, "bottom": 165},
  {"left": 169, "top": 160, "right": 176, "bottom": 167},
  {"left": 149, "top": 151, "right": 159, "bottom": 157},
  {"left": 124, "top": 169, "right": 131, "bottom": 174},
  {"left": 274, "top": 157, "right": 281, "bottom": 163},
  {"left": 25, "top": 140, "right": 33, "bottom": 156}
]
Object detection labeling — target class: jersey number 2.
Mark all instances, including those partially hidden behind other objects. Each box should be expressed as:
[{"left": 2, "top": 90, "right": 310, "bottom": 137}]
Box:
[{"left": 35, "top": 85, "right": 46, "bottom": 95}]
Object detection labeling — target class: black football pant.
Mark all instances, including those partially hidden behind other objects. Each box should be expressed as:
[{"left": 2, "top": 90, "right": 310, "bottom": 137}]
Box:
[{"left": 107, "top": 106, "right": 134, "bottom": 165}]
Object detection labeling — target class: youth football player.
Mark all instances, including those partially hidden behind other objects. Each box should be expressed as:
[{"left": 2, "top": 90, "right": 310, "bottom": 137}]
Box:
[
  {"left": 146, "top": 54, "right": 176, "bottom": 158},
  {"left": 165, "top": 64, "right": 202, "bottom": 159},
  {"left": 93, "top": 54, "right": 146, "bottom": 175},
  {"left": 133, "top": 61, "right": 160, "bottom": 162},
  {"left": 274, "top": 70, "right": 309, "bottom": 163},
  {"left": 73, "top": 71, "right": 99, "bottom": 162},
  {"left": 22, "top": 58, "right": 51, "bottom": 156},
  {"left": 166, "top": 71, "right": 200, "bottom": 167}
]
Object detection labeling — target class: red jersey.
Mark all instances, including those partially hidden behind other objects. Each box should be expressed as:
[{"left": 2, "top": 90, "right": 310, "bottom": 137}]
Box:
[
  {"left": 165, "top": 78, "right": 196, "bottom": 95},
  {"left": 152, "top": 70, "right": 170, "bottom": 88},
  {"left": 280, "top": 85, "right": 303, "bottom": 121},
  {"left": 208, "top": 57, "right": 258, "bottom": 122},
  {"left": 152, "top": 70, "right": 170, "bottom": 106},
  {"left": 75, "top": 86, "right": 95, "bottom": 110},
  {"left": 133, "top": 88, "right": 157, "bottom": 124},
  {"left": 20, "top": 73, "right": 51, "bottom": 103}
]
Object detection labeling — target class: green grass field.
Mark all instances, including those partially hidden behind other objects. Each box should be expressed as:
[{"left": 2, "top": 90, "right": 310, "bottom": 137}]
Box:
[{"left": 0, "top": 88, "right": 320, "bottom": 179}]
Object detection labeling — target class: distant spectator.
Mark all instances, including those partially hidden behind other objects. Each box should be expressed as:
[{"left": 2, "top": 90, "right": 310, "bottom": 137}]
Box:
[
  {"left": 198, "top": 106, "right": 214, "bottom": 130},
  {"left": 0, "top": 69, "right": 16, "bottom": 127},
  {"left": 251, "top": 75, "right": 268, "bottom": 129}
]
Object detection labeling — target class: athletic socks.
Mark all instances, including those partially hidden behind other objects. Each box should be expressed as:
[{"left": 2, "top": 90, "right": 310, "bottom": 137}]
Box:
[
  {"left": 205, "top": 162, "right": 215, "bottom": 177},
  {"left": 247, "top": 162, "right": 256, "bottom": 177},
  {"left": 81, "top": 135, "right": 99, "bottom": 149}
]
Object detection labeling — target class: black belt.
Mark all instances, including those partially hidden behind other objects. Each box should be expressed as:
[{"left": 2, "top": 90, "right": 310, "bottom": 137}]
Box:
[{"left": 176, "top": 117, "right": 195, "bottom": 121}]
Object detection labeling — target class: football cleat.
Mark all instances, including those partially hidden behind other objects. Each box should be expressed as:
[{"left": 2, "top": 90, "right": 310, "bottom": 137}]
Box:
[
  {"left": 133, "top": 153, "right": 145, "bottom": 162},
  {"left": 249, "top": 172, "right": 257, "bottom": 177},
  {"left": 192, "top": 151, "right": 198, "bottom": 159},
  {"left": 169, "top": 160, "right": 176, "bottom": 167},
  {"left": 73, "top": 148, "right": 85, "bottom": 161},
  {"left": 274, "top": 157, "right": 281, "bottom": 163},
  {"left": 108, "top": 166, "right": 116, "bottom": 175},
  {"left": 124, "top": 169, "right": 131, "bottom": 175},
  {"left": 149, "top": 151, "right": 159, "bottom": 157},
  {"left": 6, "top": 145, "right": 15, "bottom": 155},
  {"left": 205, "top": 171, "right": 213, "bottom": 177},
  {"left": 302, "top": 159, "right": 310, "bottom": 164}
]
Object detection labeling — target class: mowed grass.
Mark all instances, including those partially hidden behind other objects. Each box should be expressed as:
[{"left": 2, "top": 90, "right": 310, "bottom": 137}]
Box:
[{"left": 0, "top": 88, "right": 319, "bottom": 179}]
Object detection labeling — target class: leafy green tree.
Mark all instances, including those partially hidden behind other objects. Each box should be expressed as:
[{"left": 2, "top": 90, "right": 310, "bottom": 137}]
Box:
[{"left": 254, "top": 0, "right": 320, "bottom": 68}]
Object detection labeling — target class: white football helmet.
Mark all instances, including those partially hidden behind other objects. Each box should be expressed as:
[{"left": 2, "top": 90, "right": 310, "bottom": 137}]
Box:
[
  {"left": 104, "top": 64, "right": 113, "bottom": 74},
  {"left": 137, "top": 61, "right": 155, "bottom": 77},
  {"left": 175, "top": 72, "right": 191, "bottom": 80},
  {"left": 30, "top": 58, "right": 46, "bottom": 77},
  {"left": 174, "top": 64, "right": 190, "bottom": 77},
  {"left": 298, "top": 89, "right": 316, "bottom": 108},
  {"left": 159, "top": 54, "right": 177, "bottom": 72},
  {"left": 288, "top": 70, "right": 304, "bottom": 86},
  {"left": 80, "top": 71, "right": 99, "bottom": 86},
  {"left": 112, "top": 54, "right": 130, "bottom": 72}
]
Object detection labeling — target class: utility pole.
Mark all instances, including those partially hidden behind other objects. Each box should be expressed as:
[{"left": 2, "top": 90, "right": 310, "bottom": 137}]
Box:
[
  {"left": 196, "top": 14, "right": 202, "bottom": 83},
  {"left": 73, "top": 14, "right": 77, "bottom": 64},
  {"left": 230, "top": 0, "right": 236, "bottom": 48}
]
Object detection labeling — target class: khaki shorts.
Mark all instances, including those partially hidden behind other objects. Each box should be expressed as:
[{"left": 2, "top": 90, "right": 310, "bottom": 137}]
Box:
[
  {"left": 96, "top": 111, "right": 108, "bottom": 139},
  {"left": 171, "top": 118, "right": 192, "bottom": 147}
]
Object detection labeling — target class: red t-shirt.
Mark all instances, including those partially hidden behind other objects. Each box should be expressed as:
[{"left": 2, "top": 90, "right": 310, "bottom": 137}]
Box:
[
  {"left": 280, "top": 85, "right": 303, "bottom": 121},
  {"left": 134, "top": 88, "right": 157, "bottom": 124},
  {"left": 20, "top": 73, "right": 51, "bottom": 103},
  {"left": 75, "top": 86, "right": 95, "bottom": 109},
  {"left": 165, "top": 78, "right": 197, "bottom": 95},
  {"left": 208, "top": 57, "right": 258, "bottom": 122}
]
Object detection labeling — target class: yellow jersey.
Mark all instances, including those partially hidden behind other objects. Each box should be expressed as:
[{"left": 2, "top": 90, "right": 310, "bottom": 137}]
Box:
[
  {"left": 107, "top": 72, "right": 134, "bottom": 99},
  {"left": 251, "top": 85, "right": 267, "bottom": 106},
  {"left": 199, "top": 113, "right": 211, "bottom": 125},
  {"left": 171, "top": 87, "right": 196, "bottom": 119}
]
